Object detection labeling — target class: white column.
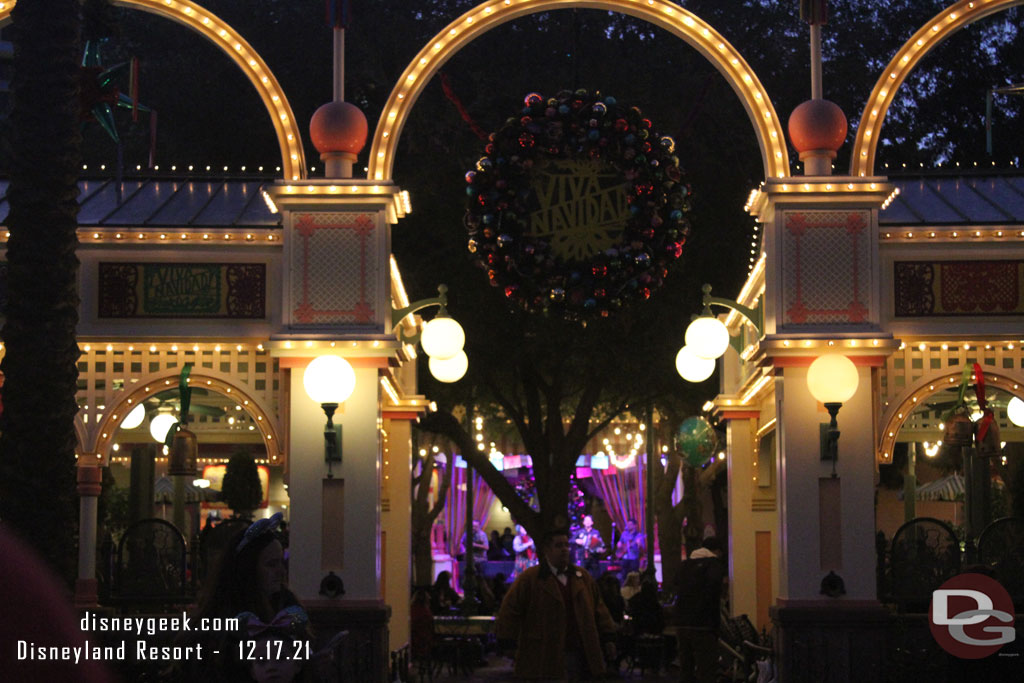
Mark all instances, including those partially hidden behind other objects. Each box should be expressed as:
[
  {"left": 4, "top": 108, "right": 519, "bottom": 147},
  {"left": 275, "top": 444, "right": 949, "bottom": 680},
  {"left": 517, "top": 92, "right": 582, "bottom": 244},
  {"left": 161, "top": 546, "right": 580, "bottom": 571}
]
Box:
[
  {"left": 287, "top": 363, "right": 382, "bottom": 601},
  {"left": 383, "top": 416, "right": 413, "bottom": 647},
  {"left": 75, "top": 465, "right": 103, "bottom": 607},
  {"left": 776, "top": 364, "right": 877, "bottom": 601}
]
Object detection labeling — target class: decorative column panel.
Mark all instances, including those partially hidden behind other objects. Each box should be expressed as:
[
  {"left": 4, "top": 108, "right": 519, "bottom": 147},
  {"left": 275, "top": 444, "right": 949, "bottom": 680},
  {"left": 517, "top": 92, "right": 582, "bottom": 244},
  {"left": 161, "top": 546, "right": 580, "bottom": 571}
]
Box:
[
  {"left": 286, "top": 211, "right": 387, "bottom": 331},
  {"left": 747, "top": 179, "right": 898, "bottom": 683},
  {"left": 750, "top": 179, "right": 893, "bottom": 336}
]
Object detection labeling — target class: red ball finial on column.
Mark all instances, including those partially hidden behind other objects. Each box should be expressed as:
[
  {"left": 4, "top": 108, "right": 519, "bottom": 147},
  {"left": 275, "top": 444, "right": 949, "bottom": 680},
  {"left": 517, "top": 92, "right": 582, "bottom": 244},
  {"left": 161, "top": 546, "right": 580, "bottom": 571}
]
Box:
[
  {"left": 788, "top": 99, "right": 847, "bottom": 176},
  {"left": 310, "top": 101, "right": 368, "bottom": 179}
]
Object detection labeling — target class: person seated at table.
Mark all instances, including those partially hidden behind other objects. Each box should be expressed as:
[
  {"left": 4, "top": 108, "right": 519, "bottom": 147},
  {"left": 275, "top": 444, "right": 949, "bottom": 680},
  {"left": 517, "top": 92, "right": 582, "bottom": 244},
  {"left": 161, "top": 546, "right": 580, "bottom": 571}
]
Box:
[
  {"left": 410, "top": 589, "right": 434, "bottom": 666},
  {"left": 431, "top": 570, "right": 461, "bottom": 614},
  {"left": 476, "top": 574, "right": 497, "bottom": 614},
  {"left": 491, "top": 572, "right": 509, "bottom": 608},
  {"left": 626, "top": 578, "right": 664, "bottom": 636},
  {"left": 598, "top": 571, "right": 626, "bottom": 625},
  {"left": 620, "top": 570, "right": 642, "bottom": 602}
]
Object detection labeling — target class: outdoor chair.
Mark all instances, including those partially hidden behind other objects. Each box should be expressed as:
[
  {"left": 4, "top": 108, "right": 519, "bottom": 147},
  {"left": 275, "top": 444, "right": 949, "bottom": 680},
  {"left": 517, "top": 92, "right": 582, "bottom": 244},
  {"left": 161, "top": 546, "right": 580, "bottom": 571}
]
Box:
[{"left": 106, "top": 518, "right": 190, "bottom": 608}]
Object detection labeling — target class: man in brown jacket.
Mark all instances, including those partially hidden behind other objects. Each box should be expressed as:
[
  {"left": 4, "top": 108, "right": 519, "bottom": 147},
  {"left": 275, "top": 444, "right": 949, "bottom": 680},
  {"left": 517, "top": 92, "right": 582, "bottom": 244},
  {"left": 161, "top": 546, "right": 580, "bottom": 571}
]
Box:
[{"left": 497, "top": 529, "right": 618, "bottom": 680}]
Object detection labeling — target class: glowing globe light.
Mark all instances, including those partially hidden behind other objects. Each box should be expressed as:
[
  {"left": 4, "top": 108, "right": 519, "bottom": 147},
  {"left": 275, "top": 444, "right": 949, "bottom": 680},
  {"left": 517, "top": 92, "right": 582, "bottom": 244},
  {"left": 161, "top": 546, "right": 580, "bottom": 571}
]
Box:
[
  {"left": 1007, "top": 396, "right": 1024, "bottom": 427},
  {"left": 806, "top": 354, "right": 859, "bottom": 404},
  {"left": 675, "top": 346, "right": 715, "bottom": 383},
  {"left": 420, "top": 316, "right": 466, "bottom": 360},
  {"left": 121, "top": 403, "right": 146, "bottom": 430},
  {"left": 303, "top": 355, "right": 357, "bottom": 405},
  {"left": 684, "top": 316, "right": 730, "bottom": 360},
  {"left": 429, "top": 350, "right": 468, "bottom": 383},
  {"left": 149, "top": 413, "right": 178, "bottom": 443}
]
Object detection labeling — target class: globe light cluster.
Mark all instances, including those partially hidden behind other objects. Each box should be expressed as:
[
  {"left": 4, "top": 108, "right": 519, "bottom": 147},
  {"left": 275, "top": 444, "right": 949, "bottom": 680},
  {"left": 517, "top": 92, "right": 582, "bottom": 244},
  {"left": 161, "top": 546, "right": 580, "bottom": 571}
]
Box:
[
  {"left": 421, "top": 316, "right": 468, "bottom": 383},
  {"left": 677, "top": 315, "right": 731, "bottom": 383}
]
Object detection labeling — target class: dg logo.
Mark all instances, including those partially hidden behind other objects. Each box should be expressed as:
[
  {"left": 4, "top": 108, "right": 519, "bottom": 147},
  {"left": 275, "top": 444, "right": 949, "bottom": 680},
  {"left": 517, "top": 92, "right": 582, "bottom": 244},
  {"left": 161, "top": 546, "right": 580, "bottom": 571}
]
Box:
[{"left": 929, "top": 573, "right": 1016, "bottom": 659}]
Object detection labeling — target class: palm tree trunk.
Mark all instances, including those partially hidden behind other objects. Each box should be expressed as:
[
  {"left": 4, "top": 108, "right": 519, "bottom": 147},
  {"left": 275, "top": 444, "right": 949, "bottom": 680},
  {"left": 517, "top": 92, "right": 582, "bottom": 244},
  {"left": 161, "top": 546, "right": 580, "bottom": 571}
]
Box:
[{"left": 0, "top": 0, "right": 82, "bottom": 582}]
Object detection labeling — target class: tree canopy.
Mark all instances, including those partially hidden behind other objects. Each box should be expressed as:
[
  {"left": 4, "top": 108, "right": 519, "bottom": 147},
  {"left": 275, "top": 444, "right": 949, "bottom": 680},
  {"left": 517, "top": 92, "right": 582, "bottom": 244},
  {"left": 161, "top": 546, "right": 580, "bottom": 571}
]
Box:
[{"left": 3, "top": 0, "right": 1021, "bottom": 549}]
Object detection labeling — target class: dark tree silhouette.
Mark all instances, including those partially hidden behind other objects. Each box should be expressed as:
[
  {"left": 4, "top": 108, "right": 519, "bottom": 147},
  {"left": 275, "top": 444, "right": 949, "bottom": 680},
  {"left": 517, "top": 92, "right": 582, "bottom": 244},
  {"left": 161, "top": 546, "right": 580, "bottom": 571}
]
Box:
[
  {"left": 0, "top": 0, "right": 83, "bottom": 582},
  {"left": 221, "top": 451, "right": 263, "bottom": 520}
]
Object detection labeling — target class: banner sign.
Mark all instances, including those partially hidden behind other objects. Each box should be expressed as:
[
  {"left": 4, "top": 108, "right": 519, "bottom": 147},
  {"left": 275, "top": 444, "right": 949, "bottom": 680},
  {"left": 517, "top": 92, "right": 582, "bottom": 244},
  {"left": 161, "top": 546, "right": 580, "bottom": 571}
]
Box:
[
  {"left": 894, "top": 260, "right": 1023, "bottom": 317},
  {"left": 99, "top": 262, "right": 266, "bottom": 318}
]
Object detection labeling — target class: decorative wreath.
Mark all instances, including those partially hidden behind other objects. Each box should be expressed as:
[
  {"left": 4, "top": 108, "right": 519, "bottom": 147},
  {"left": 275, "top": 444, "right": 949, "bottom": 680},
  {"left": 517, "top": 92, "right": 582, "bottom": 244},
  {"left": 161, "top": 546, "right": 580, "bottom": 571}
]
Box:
[{"left": 464, "top": 89, "right": 692, "bottom": 319}]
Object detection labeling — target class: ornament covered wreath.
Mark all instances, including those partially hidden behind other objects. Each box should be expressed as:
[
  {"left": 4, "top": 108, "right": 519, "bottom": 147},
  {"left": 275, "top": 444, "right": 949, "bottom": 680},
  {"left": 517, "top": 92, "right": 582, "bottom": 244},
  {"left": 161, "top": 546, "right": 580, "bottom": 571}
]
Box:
[{"left": 464, "top": 89, "right": 692, "bottom": 319}]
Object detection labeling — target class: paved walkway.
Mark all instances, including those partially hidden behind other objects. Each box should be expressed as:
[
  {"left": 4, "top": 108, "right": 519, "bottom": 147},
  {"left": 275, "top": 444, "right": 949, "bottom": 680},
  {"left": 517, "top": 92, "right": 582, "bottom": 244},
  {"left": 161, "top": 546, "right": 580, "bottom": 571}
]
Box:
[{"left": 431, "top": 654, "right": 681, "bottom": 681}]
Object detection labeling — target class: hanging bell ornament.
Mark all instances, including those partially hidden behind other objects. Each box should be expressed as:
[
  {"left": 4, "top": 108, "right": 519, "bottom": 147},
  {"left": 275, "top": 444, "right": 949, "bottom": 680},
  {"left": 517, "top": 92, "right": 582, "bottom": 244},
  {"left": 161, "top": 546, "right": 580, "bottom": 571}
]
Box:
[
  {"left": 942, "top": 407, "right": 974, "bottom": 448},
  {"left": 168, "top": 426, "right": 198, "bottom": 477}
]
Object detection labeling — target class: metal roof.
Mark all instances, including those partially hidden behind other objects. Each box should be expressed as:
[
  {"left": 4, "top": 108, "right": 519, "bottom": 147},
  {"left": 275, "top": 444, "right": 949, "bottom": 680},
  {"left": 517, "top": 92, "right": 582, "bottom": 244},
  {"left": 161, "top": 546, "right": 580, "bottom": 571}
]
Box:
[
  {"left": 2, "top": 174, "right": 1022, "bottom": 229},
  {"left": 880, "top": 175, "right": 1024, "bottom": 226},
  {"left": 0, "top": 177, "right": 280, "bottom": 228}
]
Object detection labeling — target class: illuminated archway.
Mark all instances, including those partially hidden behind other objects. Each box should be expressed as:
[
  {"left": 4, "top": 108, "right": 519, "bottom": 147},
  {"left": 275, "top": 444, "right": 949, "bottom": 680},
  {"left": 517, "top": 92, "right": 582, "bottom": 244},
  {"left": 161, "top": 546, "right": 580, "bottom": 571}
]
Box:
[
  {"left": 0, "top": 0, "right": 307, "bottom": 180},
  {"left": 89, "top": 368, "right": 284, "bottom": 464},
  {"left": 877, "top": 367, "right": 1024, "bottom": 464},
  {"left": 851, "top": 0, "right": 1023, "bottom": 177},
  {"left": 367, "top": 0, "right": 789, "bottom": 182}
]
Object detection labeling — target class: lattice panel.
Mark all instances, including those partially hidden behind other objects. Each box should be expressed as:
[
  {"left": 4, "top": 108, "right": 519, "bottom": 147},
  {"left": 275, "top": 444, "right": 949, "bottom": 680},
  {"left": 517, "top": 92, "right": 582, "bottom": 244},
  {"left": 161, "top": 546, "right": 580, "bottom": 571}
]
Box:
[
  {"left": 880, "top": 340, "right": 1024, "bottom": 405},
  {"left": 781, "top": 210, "right": 870, "bottom": 325},
  {"left": 8, "top": 341, "right": 286, "bottom": 456},
  {"left": 290, "top": 212, "right": 381, "bottom": 327},
  {"left": 876, "top": 339, "right": 1024, "bottom": 462}
]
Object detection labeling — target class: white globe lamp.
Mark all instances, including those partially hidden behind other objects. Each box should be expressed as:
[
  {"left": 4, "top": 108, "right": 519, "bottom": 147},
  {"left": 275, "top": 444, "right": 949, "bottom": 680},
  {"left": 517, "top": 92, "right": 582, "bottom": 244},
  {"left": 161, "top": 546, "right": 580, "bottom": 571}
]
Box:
[
  {"left": 149, "top": 413, "right": 178, "bottom": 443},
  {"left": 684, "top": 316, "right": 730, "bottom": 360},
  {"left": 806, "top": 353, "right": 859, "bottom": 404},
  {"left": 429, "top": 350, "right": 468, "bottom": 383},
  {"left": 303, "top": 355, "right": 357, "bottom": 406},
  {"left": 675, "top": 345, "right": 715, "bottom": 383},
  {"left": 121, "top": 403, "right": 146, "bottom": 430},
  {"left": 806, "top": 353, "right": 859, "bottom": 470},
  {"left": 1008, "top": 396, "right": 1024, "bottom": 428},
  {"left": 420, "top": 316, "right": 466, "bottom": 360}
]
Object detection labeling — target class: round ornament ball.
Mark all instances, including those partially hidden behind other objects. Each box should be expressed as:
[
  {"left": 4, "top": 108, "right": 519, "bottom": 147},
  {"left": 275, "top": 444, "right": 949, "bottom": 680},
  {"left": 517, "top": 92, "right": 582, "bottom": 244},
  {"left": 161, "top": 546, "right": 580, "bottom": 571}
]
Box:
[{"left": 675, "top": 416, "right": 718, "bottom": 467}]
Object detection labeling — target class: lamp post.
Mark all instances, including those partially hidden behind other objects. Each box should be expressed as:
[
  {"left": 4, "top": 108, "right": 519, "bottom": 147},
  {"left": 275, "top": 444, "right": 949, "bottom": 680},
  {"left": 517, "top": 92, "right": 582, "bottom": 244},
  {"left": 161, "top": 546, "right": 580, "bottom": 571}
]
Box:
[
  {"left": 303, "top": 354, "right": 357, "bottom": 478},
  {"left": 677, "top": 284, "right": 763, "bottom": 383},
  {"left": 805, "top": 353, "right": 859, "bottom": 477},
  {"left": 392, "top": 284, "right": 469, "bottom": 383}
]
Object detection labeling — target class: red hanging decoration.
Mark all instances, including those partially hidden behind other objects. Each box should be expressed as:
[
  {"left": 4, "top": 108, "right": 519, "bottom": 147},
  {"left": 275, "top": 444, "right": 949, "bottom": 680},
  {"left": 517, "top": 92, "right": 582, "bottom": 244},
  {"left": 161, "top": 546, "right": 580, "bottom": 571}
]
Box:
[
  {"left": 440, "top": 72, "right": 489, "bottom": 141},
  {"left": 973, "top": 362, "right": 1000, "bottom": 455},
  {"left": 130, "top": 57, "right": 140, "bottom": 122}
]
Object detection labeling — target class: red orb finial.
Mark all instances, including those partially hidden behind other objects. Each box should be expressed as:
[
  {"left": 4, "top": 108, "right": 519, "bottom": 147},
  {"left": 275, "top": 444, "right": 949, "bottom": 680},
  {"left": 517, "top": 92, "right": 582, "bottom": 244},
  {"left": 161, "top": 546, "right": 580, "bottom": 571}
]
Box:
[
  {"left": 788, "top": 99, "right": 847, "bottom": 158},
  {"left": 309, "top": 101, "right": 368, "bottom": 158}
]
